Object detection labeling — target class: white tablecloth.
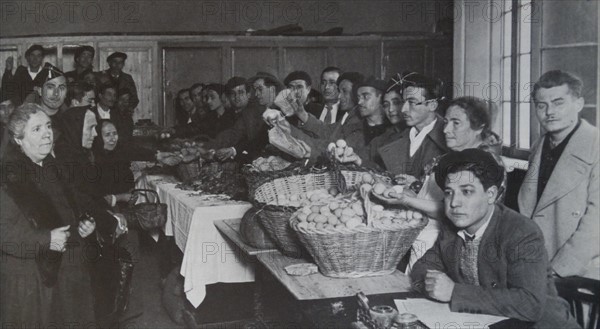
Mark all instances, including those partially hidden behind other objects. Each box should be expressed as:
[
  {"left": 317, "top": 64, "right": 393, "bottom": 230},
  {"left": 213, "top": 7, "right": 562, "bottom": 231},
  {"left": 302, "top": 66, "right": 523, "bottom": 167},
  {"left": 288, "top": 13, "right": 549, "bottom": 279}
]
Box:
[{"left": 136, "top": 172, "right": 254, "bottom": 307}]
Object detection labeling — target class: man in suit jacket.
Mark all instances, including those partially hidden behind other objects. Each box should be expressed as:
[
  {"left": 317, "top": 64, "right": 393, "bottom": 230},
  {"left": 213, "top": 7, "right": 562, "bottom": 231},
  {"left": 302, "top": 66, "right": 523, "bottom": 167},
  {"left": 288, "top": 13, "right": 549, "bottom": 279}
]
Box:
[
  {"left": 316, "top": 67, "right": 345, "bottom": 124},
  {"left": 411, "top": 149, "right": 579, "bottom": 328},
  {"left": 376, "top": 72, "right": 448, "bottom": 180},
  {"left": 518, "top": 70, "right": 599, "bottom": 279},
  {"left": 98, "top": 52, "right": 139, "bottom": 110}
]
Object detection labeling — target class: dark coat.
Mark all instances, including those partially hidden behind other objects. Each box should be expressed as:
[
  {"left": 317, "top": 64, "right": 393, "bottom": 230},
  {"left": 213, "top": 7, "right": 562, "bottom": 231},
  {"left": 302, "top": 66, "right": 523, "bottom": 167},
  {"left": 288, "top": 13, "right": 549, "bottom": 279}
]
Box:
[
  {"left": 173, "top": 107, "right": 211, "bottom": 139},
  {"left": 411, "top": 204, "right": 580, "bottom": 328},
  {"left": 377, "top": 116, "right": 448, "bottom": 179},
  {"left": 1, "top": 149, "right": 97, "bottom": 327},
  {"left": 203, "top": 107, "right": 237, "bottom": 139},
  {"left": 209, "top": 104, "right": 269, "bottom": 163},
  {"left": 92, "top": 130, "right": 135, "bottom": 197},
  {"left": 4, "top": 65, "right": 38, "bottom": 106},
  {"left": 54, "top": 107, "right": 118, "bottom": 237}
]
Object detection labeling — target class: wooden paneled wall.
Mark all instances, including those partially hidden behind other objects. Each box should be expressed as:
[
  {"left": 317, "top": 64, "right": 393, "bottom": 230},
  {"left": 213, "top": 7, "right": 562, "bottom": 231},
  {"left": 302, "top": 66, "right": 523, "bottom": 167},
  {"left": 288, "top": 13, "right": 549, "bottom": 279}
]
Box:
[{"left": 1, "top": 34, "right": 452, "bottom": 127}]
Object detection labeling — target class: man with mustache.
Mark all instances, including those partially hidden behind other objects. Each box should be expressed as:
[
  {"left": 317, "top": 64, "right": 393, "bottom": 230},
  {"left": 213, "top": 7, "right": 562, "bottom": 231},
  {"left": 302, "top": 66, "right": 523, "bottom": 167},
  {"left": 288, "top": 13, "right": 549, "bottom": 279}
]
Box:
[
  {"left": 375, "top": 72, "right": 448, "bottom": 180},
  {"left": 518, "top": 70, "right": 599, "bottom": 279}
]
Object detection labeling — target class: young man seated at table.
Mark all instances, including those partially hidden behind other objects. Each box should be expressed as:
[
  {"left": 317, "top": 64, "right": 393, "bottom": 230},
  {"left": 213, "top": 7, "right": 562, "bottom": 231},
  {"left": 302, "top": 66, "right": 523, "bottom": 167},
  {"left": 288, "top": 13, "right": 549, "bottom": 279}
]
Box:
[{"left": 410, "top": 149, "right": 579, "bottom": 328}]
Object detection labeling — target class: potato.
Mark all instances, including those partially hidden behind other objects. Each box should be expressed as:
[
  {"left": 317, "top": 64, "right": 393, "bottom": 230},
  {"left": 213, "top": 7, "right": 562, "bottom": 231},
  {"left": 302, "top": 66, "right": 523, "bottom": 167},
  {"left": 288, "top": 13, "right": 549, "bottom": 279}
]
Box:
[
  {"left": 310, "top": 205, "right": 321, "bottom": 213},
  {"left": 339, "top": 215, "right": 352, "bottom": 223},
  {"left": 297, "top": 212, "right": 308, "bottom": 222},
  {"left": 315, "top": 222, "right": 325, "bottom": 230},
  {"left": 341, "top": 207, "right": 356, "bottom": 217},
  {"left": 320, "top": 205, "right": 331, "bottom": 215},
  {"left": 351, "top": 203, "right": 364, "bottom": 216},
  {"left": 383, "top": 188, "right": 396, "bottom": 198},
  {"left": 307, "top": 213, "right": 318, "bottom": 222},
  {"left": 309, "top": 194, "right": 322, "bottom": 202},
  {"left": 362, "top": 173, "right": 374, "bottom": 184},
  {"left": 297, "top": 221, "right": 308, "bottom": 230},
  {"left": 373, "top": 183, "right": 387, "bottom": 195},
  {"left": 345, "top": 217, "right": 363, "bottom": 229},
  {"left": 314, "top": 214, "right": 328, "bottom": 224},
  {"left": 327, "top": 214, "right": 339, "bottom": 225},
  {"left": 334, "top": 208, "right": 344, "bottom": 218},
  {"left": 328, "top": 201, "right": 340, "bottom": 211},
  {"left": 336, "top": 139, "right": 347, "bottom": 148},
  {"left": 412, "top": 211, "right": 423, "bottom": 220},
  {"left": 336, "top": 147, "right": 345, "bottom": 157},
  {"left": 328, "top": 187, "right": 339, "bottom": 196},
  {"left": 393, "top": 185, "right": 404, "bottom": 193}
]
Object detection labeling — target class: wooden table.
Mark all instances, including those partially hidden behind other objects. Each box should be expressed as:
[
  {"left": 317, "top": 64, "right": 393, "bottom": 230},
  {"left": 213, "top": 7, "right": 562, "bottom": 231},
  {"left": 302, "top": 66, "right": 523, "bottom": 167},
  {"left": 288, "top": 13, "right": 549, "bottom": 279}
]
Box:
[
  {"left": 257, "top": 251, "right": 412, "bottom": 301},
  {"left": 214, "top": 218, "right": 277, "bottom": 256},
  {"left": 256, "top": 251, "right": 415, "bottom": 328}
]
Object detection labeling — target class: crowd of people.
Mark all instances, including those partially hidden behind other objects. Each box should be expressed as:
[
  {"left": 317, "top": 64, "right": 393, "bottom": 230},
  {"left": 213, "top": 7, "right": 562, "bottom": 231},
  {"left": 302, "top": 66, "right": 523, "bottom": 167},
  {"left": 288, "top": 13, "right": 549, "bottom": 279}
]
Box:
[{"left": 0, "top": 43, "right": 598, "bottom": 328}]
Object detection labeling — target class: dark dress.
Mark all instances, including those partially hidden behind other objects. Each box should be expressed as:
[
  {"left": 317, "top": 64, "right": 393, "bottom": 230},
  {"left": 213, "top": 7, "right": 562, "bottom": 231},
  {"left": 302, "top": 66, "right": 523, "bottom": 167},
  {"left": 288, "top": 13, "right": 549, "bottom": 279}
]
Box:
[
  {"left": 92, "top": 126, "right": 135, "bottom": 198},
  {"left": 1, "top": 149, "right": 97, "bottom": 327}
]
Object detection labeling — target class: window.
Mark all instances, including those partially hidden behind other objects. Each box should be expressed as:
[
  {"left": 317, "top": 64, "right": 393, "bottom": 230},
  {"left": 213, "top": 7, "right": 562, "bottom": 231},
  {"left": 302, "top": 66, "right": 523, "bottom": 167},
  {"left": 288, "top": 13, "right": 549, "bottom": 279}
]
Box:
[{"left": 500, "top": 0, "right": 533, "bottom": 155}]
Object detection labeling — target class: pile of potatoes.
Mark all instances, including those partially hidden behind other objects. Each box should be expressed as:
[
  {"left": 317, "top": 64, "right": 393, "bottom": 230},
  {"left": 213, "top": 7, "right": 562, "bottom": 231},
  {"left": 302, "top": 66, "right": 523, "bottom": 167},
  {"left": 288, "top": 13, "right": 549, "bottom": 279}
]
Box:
[
  {"left": 269, "top": 187, "right": 340, "bottom": 207},
  {"left": 295, "top": 198, "right": 367, "bottom": 230},
  {"left": 369, "top": 204, "right": 425, "bottom": 228},
  {"left": 156, "top": 140, "right": 208, "bottom": 166}
]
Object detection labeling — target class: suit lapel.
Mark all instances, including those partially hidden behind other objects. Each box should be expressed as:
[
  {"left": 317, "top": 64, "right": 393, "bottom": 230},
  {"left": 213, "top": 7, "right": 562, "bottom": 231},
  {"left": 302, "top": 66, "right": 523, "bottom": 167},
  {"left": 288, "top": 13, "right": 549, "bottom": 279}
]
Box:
[
  {"left": 378, "top": 131, "right": 410, "bottom": 174},
  {"left": 534, "top": 121, "right": 596, "bottom": 213},
  {"left": 519, "top": 139, "right": 543, "bottom": 217}
]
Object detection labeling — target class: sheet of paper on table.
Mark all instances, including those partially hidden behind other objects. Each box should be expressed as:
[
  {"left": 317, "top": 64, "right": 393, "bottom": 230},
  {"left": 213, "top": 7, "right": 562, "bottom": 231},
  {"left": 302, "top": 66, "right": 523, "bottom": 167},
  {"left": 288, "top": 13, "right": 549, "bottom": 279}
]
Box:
[{"left": 394, "top": 298, "right": 508, "bottom": 329}]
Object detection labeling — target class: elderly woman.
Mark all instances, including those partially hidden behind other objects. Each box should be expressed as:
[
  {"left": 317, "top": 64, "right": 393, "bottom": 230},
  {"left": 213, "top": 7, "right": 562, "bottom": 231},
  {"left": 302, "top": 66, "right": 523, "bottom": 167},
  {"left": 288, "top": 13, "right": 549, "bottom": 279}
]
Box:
[
  {"left": 0, "top": 103, "right": 97, "bottom": 327},
  {"left": 93, "top": 119, "right": 134, "bottom": 208},
  {"left": 382, "top": 96, "right": 504, "bottom": 272}
]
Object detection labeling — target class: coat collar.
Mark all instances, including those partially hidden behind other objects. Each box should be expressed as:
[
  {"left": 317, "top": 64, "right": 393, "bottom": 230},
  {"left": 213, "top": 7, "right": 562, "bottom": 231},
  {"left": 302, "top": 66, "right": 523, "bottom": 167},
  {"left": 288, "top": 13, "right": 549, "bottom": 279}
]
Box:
[{"left": 525, "top": 120, "right": 599, "bottom": 213}]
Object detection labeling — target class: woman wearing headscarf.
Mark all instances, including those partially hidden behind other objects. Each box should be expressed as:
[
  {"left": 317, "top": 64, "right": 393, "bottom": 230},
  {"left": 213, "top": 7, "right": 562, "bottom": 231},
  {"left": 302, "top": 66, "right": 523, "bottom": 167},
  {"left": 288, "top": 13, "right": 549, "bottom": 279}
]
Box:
[
  {"left": 93, "top": 119, "right": 134, "bottom": 208},
  {"left": 1, "top": 103, "right": 97, "bottom": 327},
  {"left": 54, "top": 107, "right": 131, "bottom": 325}
]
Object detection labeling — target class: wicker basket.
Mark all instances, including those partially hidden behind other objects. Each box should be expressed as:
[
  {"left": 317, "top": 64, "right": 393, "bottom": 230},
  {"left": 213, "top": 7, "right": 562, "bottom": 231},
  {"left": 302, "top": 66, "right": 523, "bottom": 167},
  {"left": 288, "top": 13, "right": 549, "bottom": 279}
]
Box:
[
  {"left": 252, "top": 170, "right": 390, "bottom": 258},
  {"left": 288, "top": 187, "right": 428, "bottom": 278},
  {"left": 175, "top": 159, "right": 202, "bottom": 182}
]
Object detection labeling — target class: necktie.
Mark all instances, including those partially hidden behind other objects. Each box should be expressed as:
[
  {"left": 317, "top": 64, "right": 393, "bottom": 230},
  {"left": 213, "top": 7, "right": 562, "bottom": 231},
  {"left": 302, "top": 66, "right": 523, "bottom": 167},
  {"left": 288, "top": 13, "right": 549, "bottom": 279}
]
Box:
[
  {"left": 460, "top": 234, "right": 479, "bottom": 285},
  {"left": 324, "top": 105, "right": 332, "bottom": 123}
]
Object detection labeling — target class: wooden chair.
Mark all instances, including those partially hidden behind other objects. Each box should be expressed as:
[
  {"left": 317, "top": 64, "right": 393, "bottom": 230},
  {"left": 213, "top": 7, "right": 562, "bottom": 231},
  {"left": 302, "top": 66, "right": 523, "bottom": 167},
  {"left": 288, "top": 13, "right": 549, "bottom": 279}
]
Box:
[{"left": 555, "top": 276, "right": 600, "bottom": 329}]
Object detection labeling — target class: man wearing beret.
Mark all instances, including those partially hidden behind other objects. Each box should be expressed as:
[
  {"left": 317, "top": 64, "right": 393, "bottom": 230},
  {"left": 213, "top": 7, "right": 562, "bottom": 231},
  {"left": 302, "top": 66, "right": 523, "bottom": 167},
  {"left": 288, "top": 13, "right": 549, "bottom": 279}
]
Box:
[
  {"left": 411, "top": 149, "right": 580, "bottom": 328},
  {"left": 2, "top": 45, "right": 45, "bottom": 106},
  {"left": 65, "top": 45, "right": 96, "bottom": 84},
  {"left": 292, "top": 76, "right": 389, "bottom": 164},
  {"left": 98, "top": 52, "right": 139, "bottom": 111},
  {"left": 518, "top": 70, "right": 599, "bottom": 279}
]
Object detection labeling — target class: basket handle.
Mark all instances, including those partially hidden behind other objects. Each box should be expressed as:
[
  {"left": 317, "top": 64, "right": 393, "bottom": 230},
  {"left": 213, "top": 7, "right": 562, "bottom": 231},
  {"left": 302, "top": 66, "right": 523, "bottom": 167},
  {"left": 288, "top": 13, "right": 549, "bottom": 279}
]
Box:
[
  {"left": 360, "top": 185, "right": 373, "bottom": 227},
  {"left": 130, "top": 189, "right": 161, "bottom": 205}
]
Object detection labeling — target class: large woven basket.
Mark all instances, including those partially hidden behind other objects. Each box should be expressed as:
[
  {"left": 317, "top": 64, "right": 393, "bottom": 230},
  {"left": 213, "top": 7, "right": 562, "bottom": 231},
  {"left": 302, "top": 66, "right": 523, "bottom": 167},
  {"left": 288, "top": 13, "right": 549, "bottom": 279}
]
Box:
[
  {"left": 242, "top": 162, "right": 305, "bottom": 202},
  {"left": 288, "top": 187, "right": 428, "bottom": 278},
  {"left": 252, "top": 170, "right": 389, "bottom": 258}
]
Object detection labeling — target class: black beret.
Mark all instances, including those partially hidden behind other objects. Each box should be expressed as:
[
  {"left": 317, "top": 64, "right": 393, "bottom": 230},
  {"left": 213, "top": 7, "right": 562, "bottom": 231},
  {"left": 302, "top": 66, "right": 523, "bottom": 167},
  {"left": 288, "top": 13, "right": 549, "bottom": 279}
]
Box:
[
  {"left": 337, "top": 72, "right": 364, "bottom": 86},
  {"left": 356, "top": 76, "right": 387, "bottom": 93},
  {"left": 107, "top": 52, "right": 127, "bottom": 62},
  {"left": 25, "top": 44, "right": 44, "bottom": 57},
  {"left": 75, "top": 45, "right": 95, "bottom": 59},
  {"left": 225, "top": 76, "right": 247, "bottom": 92},
  {"left": 32, "top": 63, "right": 65, "bottom": 88},
  {"left": 435, "top": 149, "right": 505, "bottom": 190},
  {"left": 204, "top": 83, "right": 226, "bottom": 97},
  {"left": 283, "top": 71, "right": 312, "bottom": 87}
]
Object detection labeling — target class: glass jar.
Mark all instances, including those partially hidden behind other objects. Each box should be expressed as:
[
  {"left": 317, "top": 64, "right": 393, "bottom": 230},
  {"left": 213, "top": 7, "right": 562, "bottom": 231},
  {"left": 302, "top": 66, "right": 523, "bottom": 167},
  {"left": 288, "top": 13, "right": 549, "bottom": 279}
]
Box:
[{"left": 393, "top": 313, "right": 419, "bottom": 329}]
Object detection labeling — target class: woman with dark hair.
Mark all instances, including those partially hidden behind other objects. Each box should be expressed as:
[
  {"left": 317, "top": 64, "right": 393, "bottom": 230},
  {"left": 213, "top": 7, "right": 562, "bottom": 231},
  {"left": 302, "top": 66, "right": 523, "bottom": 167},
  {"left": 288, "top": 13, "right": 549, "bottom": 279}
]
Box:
[
  {"left": 93, "top": 119, "right": 134, "bottom": 208},
  {"left": 382, "top": 96, "right": 505, "bottom": 272},
  {"left": 1, "top": 103, "right": 97, "bottom": 327}
]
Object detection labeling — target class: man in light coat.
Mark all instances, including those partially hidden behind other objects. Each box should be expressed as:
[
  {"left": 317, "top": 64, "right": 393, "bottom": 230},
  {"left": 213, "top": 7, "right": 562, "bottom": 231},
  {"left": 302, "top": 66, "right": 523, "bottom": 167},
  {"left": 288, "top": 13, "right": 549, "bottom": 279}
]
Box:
[{"left": 518, "top": 70, "right": 599, "bottom": 279}]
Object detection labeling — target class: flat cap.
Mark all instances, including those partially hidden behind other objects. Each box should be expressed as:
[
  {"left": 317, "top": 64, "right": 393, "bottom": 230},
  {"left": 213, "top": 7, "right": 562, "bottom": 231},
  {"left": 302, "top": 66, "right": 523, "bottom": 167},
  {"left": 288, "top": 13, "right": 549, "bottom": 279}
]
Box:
[
  {"left": 356, "top": 76, "right": 387, "bottom": 93},
  {"left": 225, "top": 76, "right": 247, "bottom": 92},
  {"left": 107, "top": 52, "right": 127, "bottom": 62}
]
